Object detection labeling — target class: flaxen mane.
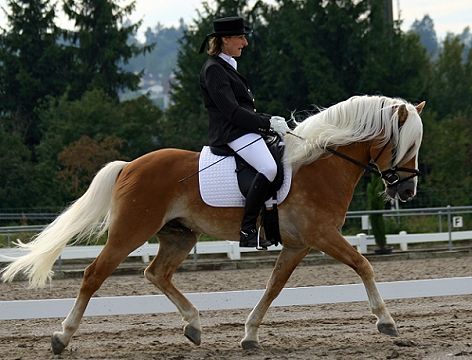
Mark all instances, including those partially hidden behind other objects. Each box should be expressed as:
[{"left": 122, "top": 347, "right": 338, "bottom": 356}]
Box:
[{"left": 284, "top": 95, "right": 423, "bottom": 169}]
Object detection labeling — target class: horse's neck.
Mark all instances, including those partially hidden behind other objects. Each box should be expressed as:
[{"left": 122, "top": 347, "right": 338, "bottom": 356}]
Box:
[{"left": 296, "top": 142, "right": 371, "bottom": 214}]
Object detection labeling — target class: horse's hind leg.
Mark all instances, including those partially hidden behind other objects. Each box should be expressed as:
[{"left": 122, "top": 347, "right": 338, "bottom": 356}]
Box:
[
  {"left": 241, "top": 245, "right": 310, "bottom": 349},
  {"left": 51, "top": 223, "right": 157, "bottom": 354},
  {"left": 316, "top": 230, "right": 399, "bottom": 336},
  {"left": 144, "top": 227, "right": 201, "bottom": 345}
]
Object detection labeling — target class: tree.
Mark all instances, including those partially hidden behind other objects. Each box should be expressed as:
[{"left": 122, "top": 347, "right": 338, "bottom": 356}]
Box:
[
  {"left": 415, "top": 35, "right": 472, "bottom": 208},
  {"left": 137, "top": 21, "right": 186, "bottom": 81},
  {"left": 410, "top": 15, "right": 439, "bottom": 58},
  {"left": 63, "top": 0, "right": 151, "bottom": 100},
  {"left": 251, "top": 0, "right": 370, "bottom": 113},
  {"left": 420, "top": 112, "right": 472, "bottom": 206},
  {"left": 429, "top": 36, "right": 472, "bottom": 119},
  {"left": 38, "top": 88, "right": 162, "bottom": 161},
  {"left": 57, "top": 135, "right": 124, "bottom": 198},
  {"left": 357, "top": 1, "right": 430, "bottom": 100},
  {"left": 248, "top": 0, "right": 429, "bottom": 116},
  {"left": 0, "top": 126, "right": 35, "bottom": 209},
  {"left": 118, "top": 95, "right": 163, "bottom": 158},
  {"left": 35, "top": 89, "right": 163, "bottom": 202},
  {"left": 367, "top": 174, "right": 388, "bottom": 253},
  {"left": 459, "top": 26, "right": 472, "bottom": 61},
  {"left": 0, "top": 0, "right": 70, "bottom": 148}
]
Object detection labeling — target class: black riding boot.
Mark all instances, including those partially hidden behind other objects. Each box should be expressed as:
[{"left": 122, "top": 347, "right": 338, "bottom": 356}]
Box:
[{"left": 239, "top": 173, "right": 273, "bottom": 248}]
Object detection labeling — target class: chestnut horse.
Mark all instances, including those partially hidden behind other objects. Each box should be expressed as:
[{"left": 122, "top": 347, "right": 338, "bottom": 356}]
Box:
[{"left": 2, "top": 95, "right": 425, "bottom": 354}]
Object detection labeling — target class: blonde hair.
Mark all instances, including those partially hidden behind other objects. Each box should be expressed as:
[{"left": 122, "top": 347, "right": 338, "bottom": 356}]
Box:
[{"left": 207, "top": 36, "right": 223, "bottom": 56}]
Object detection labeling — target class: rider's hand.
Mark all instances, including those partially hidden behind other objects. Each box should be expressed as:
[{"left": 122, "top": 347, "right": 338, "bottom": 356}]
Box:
[{"left": 269, "top": 116, "right": 290, "bottom": 137}]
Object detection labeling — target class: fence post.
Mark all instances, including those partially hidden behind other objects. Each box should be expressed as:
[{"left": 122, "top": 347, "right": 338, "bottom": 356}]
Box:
[
  {"left": 141, "top": 241, "right": 150, "bottom": 263},
  {"left": 356, "top": 233, "right": 368, "bottom": 254},
  {"left": 438, "top": 211, "right": 443, "bottom": 232},
  {"left": 227, "top": 241, "right": 241, "bottom": 260},
  {"left": 398, "top": 231, "right": 408, "bottom": 251},
  {"left": 447, "top": 205, "right": 453, "bottom": 251},
  {"left": 57, "top": 255, "right": 62, "bottom": 272},
  {"left": 192, "top": 243, "right": 198, "bottom": 262}
]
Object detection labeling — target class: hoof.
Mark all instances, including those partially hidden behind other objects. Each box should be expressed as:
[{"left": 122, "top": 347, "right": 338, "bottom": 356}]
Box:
[
  {"left": 184, "top": 324, "right": 201, "bottom": 346},
  {"left": 51, "top": 334, "right": 66, "bottom": 355},
  {"left": 378, "top": 322, "right": 399, "bottom": 337},
  {"left": 241, "top": 340, "right": 261, "bottom": 350}
]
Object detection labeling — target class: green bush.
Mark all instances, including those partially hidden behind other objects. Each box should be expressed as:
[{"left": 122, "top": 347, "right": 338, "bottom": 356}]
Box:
[{"left": 367, "top": 175, "right": 387, "bottom": 250}]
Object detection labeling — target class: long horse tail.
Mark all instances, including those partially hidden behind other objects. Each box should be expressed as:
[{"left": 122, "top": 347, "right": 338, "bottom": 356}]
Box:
[{"left": 1, "top": 160, "right": 128, "bottom": 288}]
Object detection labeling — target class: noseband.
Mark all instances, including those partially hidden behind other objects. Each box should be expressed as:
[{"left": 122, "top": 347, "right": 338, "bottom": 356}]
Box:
[{"left": 379, "top": 167, "right": 420, "bottom": 187}]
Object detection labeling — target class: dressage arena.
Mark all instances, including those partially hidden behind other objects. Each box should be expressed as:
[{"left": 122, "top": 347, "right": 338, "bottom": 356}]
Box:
[{"left": 1, "top": 253, "right": 471, "bottom": 359}]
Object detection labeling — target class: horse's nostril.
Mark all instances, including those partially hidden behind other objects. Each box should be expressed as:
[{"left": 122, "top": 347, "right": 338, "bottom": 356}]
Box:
[{"left": 404, "top": 189, "right": 414, "bottom": 199}]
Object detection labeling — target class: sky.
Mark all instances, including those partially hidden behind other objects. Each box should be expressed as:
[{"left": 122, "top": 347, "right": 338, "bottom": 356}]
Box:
[
  {"left": 129, "top": 0, "right": 472, "bottom": 41},
  {"left": 0, "top": 0, "right": 471, "bottom": 41}
]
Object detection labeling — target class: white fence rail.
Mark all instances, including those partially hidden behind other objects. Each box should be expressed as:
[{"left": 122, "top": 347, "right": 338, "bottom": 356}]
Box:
[
  {"left": 1, "top": 277, "right": 471, "bottom": 320},
  {"left": 351, "top": 230, "right": 472, "bottom": 253},
  {"left": 0, "top": 231, "right": 471, "bottom": 263}
]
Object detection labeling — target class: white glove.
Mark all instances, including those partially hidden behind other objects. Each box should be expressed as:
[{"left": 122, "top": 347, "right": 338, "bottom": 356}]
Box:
[{"left": 269, "top": 116, "right": 290, "bottom": 137}]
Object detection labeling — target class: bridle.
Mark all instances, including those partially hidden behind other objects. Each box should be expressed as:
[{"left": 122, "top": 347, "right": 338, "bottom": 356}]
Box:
[
  {"left": 326, "top": 143, "right": 420, "bottom": 188},
  {"left": 325, "top": 102, "right": 420, "bottom": 188}
]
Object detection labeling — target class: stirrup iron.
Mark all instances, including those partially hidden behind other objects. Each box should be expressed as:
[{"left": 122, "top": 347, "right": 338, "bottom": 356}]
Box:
[{"left": 255, "top": 226, "right": 268, "bottom": 251}]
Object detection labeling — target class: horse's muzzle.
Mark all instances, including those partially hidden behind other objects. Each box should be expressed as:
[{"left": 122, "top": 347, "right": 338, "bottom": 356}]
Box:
[{"left": 385, "top": 179, "right": 416, "bottom": 202}]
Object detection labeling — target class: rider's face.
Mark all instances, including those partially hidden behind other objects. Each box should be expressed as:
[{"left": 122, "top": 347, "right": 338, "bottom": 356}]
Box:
[{"left": 222, "top": 35, "right": 248, "bottom": 58}]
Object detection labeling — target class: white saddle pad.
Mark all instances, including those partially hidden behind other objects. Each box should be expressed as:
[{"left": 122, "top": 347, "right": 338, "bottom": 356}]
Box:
[{"left": 198, "top": 146, "right": 292, "bottom": 207}]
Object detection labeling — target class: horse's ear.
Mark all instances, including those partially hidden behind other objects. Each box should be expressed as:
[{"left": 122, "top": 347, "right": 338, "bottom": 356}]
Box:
[
  {"left": 415, "top": 101, "right": 426, "bottom": 114},
  {"left": 398, "top": 104, "right": 408, "bottom": 124}
]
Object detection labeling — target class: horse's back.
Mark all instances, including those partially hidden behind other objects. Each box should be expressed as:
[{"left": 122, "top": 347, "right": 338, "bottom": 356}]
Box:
[
  {"left": 113, "top": 148, "right": 200, "bottom": 208},
  {"left": 121, "top": 148, "right": 198, "bottom": 179}
]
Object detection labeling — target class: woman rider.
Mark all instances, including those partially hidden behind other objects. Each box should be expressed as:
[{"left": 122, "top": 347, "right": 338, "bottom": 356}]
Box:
[{"left": 199, "top": 16, "right": 290, "bottom": 249}]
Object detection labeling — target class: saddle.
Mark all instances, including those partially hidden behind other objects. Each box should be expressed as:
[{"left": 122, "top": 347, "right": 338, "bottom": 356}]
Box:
[{"left": 209, "top": 133, "right": 285, "bottom": 246}]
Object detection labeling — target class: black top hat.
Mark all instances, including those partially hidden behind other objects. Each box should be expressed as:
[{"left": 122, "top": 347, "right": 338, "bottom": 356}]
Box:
[{"left": 199, "top": 16, "right": 251, "bottom": 53}]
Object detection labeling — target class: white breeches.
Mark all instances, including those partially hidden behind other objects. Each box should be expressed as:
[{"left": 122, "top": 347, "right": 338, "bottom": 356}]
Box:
[{"left": 228, "top": 133, "right": 277, "bottom": 182}]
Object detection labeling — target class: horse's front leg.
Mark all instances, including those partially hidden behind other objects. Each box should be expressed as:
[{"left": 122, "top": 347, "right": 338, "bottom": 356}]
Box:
[
  {"left": 362, "top": 274, "right": 399, "bottom": 336},
  {"left": 241, "top": 245, "right": 309, "bottom": 349},
  {"left": 316, "top": 230, "right": 399, "bottom": 336}
]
